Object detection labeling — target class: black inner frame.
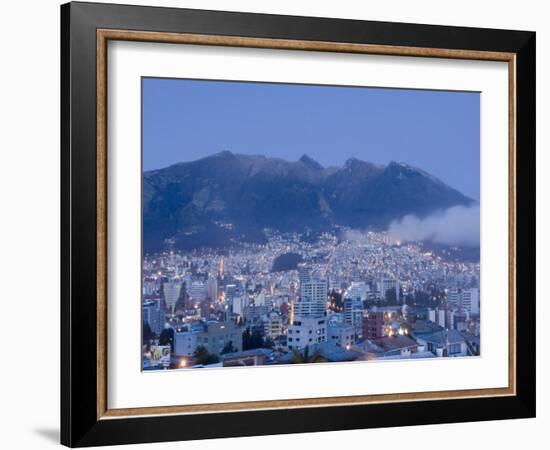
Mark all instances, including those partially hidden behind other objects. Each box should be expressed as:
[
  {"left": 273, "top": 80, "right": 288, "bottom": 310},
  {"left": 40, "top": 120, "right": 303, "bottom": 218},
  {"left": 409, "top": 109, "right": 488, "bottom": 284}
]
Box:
[{"left": 61, "top": 2, "right": 536, "bottom": 447}]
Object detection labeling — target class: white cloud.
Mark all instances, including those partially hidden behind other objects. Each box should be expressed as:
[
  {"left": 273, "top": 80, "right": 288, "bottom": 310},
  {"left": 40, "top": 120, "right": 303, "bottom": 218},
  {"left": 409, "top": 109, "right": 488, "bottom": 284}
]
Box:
[{"left": 387, "top": 205, "right": 480, "bottom": 247}]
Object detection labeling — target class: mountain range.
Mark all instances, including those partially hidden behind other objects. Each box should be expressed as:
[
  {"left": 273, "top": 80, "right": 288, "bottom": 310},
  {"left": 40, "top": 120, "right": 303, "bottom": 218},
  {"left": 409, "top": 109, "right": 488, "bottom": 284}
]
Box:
[{"left": 143, "top": 151, "right": 474, "bottom": 252}]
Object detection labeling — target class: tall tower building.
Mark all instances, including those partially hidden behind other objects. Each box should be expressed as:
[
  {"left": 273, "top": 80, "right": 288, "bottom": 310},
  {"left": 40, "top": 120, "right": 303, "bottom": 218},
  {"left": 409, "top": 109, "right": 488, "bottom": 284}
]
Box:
[
  {"left": 294, "top": 278, "right": 328, "bottom": 318},
  {"left": 143, "top": 299, "right": 165, "bottom": 335},
  {"left": 298, "top": 265, "right": 311, "bottom": 285},
  {"left": 461, "top": 288, "right": 480, "bottom": 315},
  {"left": 288, "top": 277, "right": 328, "bottom": 350},
  {"left": 207, "top": 276, "right": 218, "bottom": 302},
  {"left": 163, "top": 281, "right": 182, "bottom": 313}
]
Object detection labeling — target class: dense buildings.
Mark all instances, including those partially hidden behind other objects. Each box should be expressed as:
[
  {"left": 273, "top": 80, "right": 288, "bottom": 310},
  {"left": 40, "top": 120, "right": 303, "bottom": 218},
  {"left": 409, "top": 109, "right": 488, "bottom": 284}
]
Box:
[{"left": 142, "top": 228, "right": 481, "bottom": 369}]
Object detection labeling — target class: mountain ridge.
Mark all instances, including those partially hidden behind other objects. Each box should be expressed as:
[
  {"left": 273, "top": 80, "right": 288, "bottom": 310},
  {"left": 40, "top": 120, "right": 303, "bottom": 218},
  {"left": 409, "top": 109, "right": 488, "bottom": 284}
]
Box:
[{"left": 143, "top": 151, "right": 474, "bottom": 252}]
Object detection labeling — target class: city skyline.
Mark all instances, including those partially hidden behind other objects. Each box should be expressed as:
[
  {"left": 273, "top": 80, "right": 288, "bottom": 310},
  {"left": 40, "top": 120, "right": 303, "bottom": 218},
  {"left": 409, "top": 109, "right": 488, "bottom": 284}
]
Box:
[{"left": 141, "top": 78, "right": 481, "bottom": 371}]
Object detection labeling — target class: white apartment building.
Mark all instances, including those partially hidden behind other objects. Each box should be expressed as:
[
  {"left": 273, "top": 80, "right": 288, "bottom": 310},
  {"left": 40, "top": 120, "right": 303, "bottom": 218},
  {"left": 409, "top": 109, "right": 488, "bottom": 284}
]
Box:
[
  {"left": 174, "top": 329, "right": 198, "bottom": 356},
  {"left": 293, "top": 278, "right": 328, "bottom": 318},
  {"left": 447, "top": 287, "right": 480, "bottom": 315},
  {"left": 461, "top": 288, "right": 480, "bottom": 315},
  {"left": 287, "top": 316, "right": 327, "bottom": 351},
  {"left": 327, "top": 322, "right": 355, "bottom": 348}
]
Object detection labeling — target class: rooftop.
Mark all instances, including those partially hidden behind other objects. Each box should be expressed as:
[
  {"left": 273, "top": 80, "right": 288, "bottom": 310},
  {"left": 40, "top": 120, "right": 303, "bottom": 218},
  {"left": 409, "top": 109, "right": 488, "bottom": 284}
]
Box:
[
  {"left": 421, "top": 329, "right": 467, "bottom": 346},
  {"left": 372, "top": 335, "right": 418, "bottom": 353},
  {"left": 221, "top": 348, "right": 274, "bottom": 359}
]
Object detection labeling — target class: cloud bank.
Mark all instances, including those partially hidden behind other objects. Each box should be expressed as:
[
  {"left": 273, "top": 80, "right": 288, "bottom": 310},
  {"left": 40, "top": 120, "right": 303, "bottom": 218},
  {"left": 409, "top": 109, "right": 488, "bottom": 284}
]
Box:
[{"left": 387, "top": 205, "right": 480, "bottom": 247}]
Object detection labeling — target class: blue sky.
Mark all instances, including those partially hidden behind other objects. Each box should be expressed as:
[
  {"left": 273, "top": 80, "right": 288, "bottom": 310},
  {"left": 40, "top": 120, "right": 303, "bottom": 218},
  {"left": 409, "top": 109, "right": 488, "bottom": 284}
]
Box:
[{"left": 142, "top": 78, "right": 480, "bottom": 200}]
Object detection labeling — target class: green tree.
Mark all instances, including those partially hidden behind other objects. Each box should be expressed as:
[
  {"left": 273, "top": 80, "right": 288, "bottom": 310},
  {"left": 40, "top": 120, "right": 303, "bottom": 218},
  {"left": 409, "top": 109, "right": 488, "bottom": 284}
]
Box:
[
  {"left": 385, "top": 288, "right": 397, "bottom": 303},
  {"left": 291, "top": 346, "right": 326, "bottom": 364},
  {"left": 159, "top": 328, "right": 174, "bottom": 351},
  {"left": 193, "top": 345, "right": 220, "bottom": 365},
  {"left": 263, "top": 337, "right": 275, "bottom": 349},
  {"left": 143, "top": 323, "right": 154, "bottom": 345},
  {"left": 221, "top": 341, "right": 236, "bottom": 355},
  {"left": 242, "top": 328, "right": 264, "bottom": 350}
]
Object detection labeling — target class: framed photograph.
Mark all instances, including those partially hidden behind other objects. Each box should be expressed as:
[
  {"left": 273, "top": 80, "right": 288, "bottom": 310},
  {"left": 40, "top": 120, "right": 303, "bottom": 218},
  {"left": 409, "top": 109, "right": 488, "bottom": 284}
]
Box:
[{"left": 61, "top": 1, "right": 536, "bottom": 447}]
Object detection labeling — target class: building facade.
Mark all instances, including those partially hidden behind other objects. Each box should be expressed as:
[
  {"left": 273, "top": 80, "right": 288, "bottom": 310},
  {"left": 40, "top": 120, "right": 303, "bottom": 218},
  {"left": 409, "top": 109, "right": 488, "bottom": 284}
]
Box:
[
  {"left": 163, "top": 281, "right": 182, "bottom": 313},
  {"left": 363, "top": 311, "right": 385, "bottom": 340},
  {"left": 294, "top": 278, "right": 328, "bottom": 318},
  {"left": 327, "top": 322, "right": 355, "bottom": 348},
  {"left": 142, "top": 299, "right": 164, "bottom": 336},
  {"left": 287, "top": 317, "right": 327, "bottom": 351}
]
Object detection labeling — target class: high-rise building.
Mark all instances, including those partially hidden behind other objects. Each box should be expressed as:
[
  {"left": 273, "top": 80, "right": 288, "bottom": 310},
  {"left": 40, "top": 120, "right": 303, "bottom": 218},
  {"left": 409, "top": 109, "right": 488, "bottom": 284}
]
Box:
[
  {"left": 232, "top": 295, "right": 246, "bottom": 316},
  {"left": 225, "top": 284, "right": 237, "bottom": 300},
  {"left": 461, "top": 288, "right": 480, "bottom": 315},
  {"left": 188, "top": 281, "right": 207, "bottom": 304},
  {"left": 142, "top": 299, "right": 164, "bottom": 335},
  {"left": 343, "top": 281, "right": 370, "bottom": 335},
  {"left": 448, "top": 288, "right": 460, "bottom": 307},
  {"left": 163, "top": 281, "right": 182, "bottom": 313},
  {"left": 298, "top": 265, "right": 311, "bottom": 285},
  {"left": 447, "top": 288, "right": 480, "bottom": 315},
  {"left": 207, "top": 276, "right": 218, "bottom": 302},
  {"left": 294, "top": 278, "right": 328, "bottom": 318},
  {"left": 343, "top": 296, "right": 364, "bottom": 337},
  {"left": 288, "top": 276, "right": 328, "bottom": 350}
]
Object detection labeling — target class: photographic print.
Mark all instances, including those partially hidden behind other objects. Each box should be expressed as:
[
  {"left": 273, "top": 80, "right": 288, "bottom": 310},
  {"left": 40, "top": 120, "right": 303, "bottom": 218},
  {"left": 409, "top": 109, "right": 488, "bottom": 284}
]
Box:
[
  {"left": 62, "top": 6, "right": 535, "bottom": 444},
  {"left": 141, "top": 78, "right": 481, "bottom": 371}
]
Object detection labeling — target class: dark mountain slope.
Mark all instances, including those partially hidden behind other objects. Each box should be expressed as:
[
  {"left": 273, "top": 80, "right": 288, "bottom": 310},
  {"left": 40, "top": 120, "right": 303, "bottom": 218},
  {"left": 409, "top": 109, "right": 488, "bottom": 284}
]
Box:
[{"left": 143, "top": 152, "right": 473, "bottom": 252}]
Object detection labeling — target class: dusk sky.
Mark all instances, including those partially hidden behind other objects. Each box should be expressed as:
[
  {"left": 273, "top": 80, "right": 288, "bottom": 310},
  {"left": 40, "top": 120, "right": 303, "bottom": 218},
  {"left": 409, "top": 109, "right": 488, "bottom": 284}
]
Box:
[{"left": 142, "top": 78, "right": 480, "bottom": 200}]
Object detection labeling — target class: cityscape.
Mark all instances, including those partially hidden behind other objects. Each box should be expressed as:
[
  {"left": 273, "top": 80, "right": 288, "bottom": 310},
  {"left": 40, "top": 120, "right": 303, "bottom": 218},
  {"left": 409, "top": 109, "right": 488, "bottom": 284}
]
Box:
[
  {"left": 141, "top": 78, "right": 480, "bottom": 370},
  {"left": 142, "top": 226, "right": 480, "bottom": 370}
]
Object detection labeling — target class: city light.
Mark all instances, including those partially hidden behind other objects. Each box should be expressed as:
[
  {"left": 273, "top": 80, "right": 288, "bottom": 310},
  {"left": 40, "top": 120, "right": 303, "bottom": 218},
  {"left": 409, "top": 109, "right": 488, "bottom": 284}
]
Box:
[{"left": 142, "top": 227, "right": 480, "bottom": 370}]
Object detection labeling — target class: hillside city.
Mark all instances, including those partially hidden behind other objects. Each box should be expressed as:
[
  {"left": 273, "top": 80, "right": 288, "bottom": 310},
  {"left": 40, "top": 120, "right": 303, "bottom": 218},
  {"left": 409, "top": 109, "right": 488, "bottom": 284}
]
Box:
[{"left": 142, "top": 227, "right": 480, "bottom": 369}]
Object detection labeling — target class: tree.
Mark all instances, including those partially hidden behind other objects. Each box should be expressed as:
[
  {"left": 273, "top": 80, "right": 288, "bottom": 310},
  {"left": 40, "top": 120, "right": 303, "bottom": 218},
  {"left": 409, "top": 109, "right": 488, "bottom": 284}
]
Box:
[
  {"left": 263, "top": 337, "right": 275, "bottom": 349},
  {"left": 193, "top": 345, "right": 220, "bottom": 365},
  {"left": 385, "top": 287, "right": 397, "bottom": 303},
  {"left": 221, "top": 341, "right": 236, "bottom": 355},
  {"left": 143, "top": 323, "right": 154, "bottom": 345},
  {"left": 242, "top": 328, "right": 264, "bottom": 350},
  {"left": 290, "top": 347, "right": 327, "bottom": 364},
  {"left": 159, "top": 328, "right": 174, "bottom": 352},
  {"left": 415, "top": 290, "right": 429, "bottom": 306}
]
